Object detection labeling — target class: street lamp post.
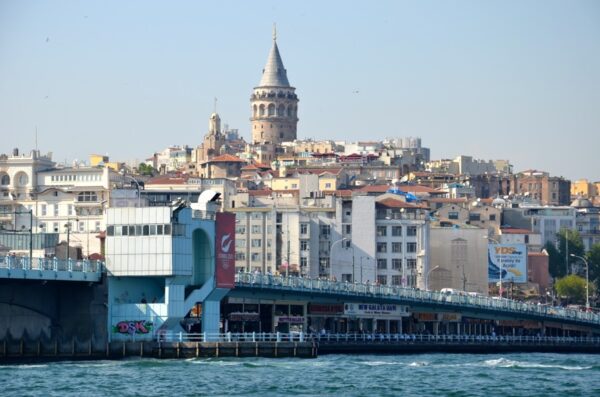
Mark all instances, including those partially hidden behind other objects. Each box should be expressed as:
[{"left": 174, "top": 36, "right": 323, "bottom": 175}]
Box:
[
  {"left": 330, "top": 237, "right": 350, "bottom": 281},
  {"left": 425, "top": 265, "right": 441, "bottom": 291},
  {"left": 570, "top": 254, "right": 590, "bottom": 309},
  {"left": 486, "top": 236, "right": 502, "bottom": 298},
  {"left": 120, "top": 170, "right": 141, "bottom": 207}
]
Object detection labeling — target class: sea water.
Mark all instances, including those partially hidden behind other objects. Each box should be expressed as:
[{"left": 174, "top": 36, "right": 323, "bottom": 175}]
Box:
[{"left": 1, "top": 353, "right": 600, "bottom": 396}]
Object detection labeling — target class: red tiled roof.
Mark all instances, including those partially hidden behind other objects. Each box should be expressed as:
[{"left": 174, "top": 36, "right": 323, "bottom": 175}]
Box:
[
  {"left": 206, "top": 154, "right": 246, "bottom": 163},
  {"left": 359, "top": 185, "right": 389, "bottom": 193},
  {"left": 376, "top": 198, "right": 426, "bottom": 209},
  {"left": 500, "top": 228, "right": 536, "bottom": 235},
  {"left": 241, "top": 164, "right": 259, "bottom": 171}
]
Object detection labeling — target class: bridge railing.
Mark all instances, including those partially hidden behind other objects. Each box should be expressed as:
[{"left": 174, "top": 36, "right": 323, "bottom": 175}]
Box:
[
  {"left": 155, "top": 331, "right": 600, "bottom": 345},
  {"left": 235, "top": 272, "right": 600, "bottom": 325},
  {"left": 0, "top": 255, "right": 104, "bottom": 274},
  {"left": 156, "top": 331, "right": 307, "bottom": 343},
  {"left": 315, "top": 333, "right": 600, "bottom": 345}
]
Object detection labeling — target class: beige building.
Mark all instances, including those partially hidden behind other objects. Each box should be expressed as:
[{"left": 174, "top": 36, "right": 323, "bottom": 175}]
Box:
[{"left": 428, "top": 225, "right": 489, "bottom": 295}]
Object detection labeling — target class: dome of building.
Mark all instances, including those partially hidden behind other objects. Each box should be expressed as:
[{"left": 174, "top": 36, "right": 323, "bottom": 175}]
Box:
[{"left": 570, "top": 197, "right": 593, "bottom": 208}]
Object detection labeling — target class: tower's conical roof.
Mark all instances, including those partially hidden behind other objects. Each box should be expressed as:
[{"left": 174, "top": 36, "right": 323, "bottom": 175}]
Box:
[{"left": 258, "top": 39, "right": 290, "bottom": 87}]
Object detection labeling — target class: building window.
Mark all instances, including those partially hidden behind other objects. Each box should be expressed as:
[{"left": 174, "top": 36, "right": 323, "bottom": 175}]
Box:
[
  {"left": 376, "top": 242, "right": 387, "bottom": 253},
  {"left": 77, "top": 192, "right": 98, "bottom": 202},
  {"left": 448, "top": 212, "right": 459, "bottom": 220},
  {"left": 392, "top": 275, "right": 401, "bottom": 285},
  {"left": 300, "top": 240, "right": 308, "bottom": 251},
  {"left": 407, "top": 226, "right": 417, "bottom": 236},
  {"left": 251, "top": 253, "right": 261, "bottom": 262},
  {"left": 320, "top": 224, "right": 330, "bottom": 238},
  {"left": 489, "top": 214, "right": 496, "bottom": 221},
  {"left": 236, "top": 239, "right": 246, "bottom": 248},
  {"left": 377, "top": 275, "right": 387, "bottom": 285},
  {"left": 377, "top": 226, "right": 387, "bottom": 237},
  {"left": 53, "top": 222, "right": 59, "bottom": 233},
  {"left": 41, "top": 204, "right": 47, "bottom": 216},
  {"left": 300, "top": 257, "right": 307, "bottom": 268},
  {"left": 377, "top": 259, "right": 387, "bottom": 269},
  {"left": 392, "top": 242, "right": 402, "bottom": 253},
  {"left": 325, "top": 183, "right": 332, "bottom": 189},
  {"left": 79, "top": 222, "right": 85, "bottom": 232},
  {"left": 94, "top": 221, "right": 101, "bottom": 232},
  {"left": 236, "top": 225, "right": 246, "bottom": 234},
  {"left": 300, "top": 223, "right": 308, "bottom": 235},
  {"left": 392, "top": 226, "right": 402, "bottom": 236},
  {"left": 236, "top": 252, "right": 246, "bottom": 261},
  {"left": 344, "top": 224, "right": 351, "bottom": 234},
  {"left": 251, "top": 239, "right": 262, "bottom": 248},
  {"left": 53, "top": 204, "right": 59, "bottom": 216},
  {"left": 252, "top": 225, "right": 261, "bottom": 234},
  {"left": 469, "top": 213, "right": 480, "bottom": 222},
  {"left": 68, "top": 204, "right": 74, "bottom": 216},
  {"left": 392, "top": 258, "right": 402, "bottom": 270},
  {"left": 406, "top": 242, "right": 417, "bottom": 253},
  {"left": 407, "top": 259, "right": 416, "bottom": 269}
]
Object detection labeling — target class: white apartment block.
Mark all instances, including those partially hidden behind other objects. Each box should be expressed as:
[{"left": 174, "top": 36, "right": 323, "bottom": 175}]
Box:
[
  {"left": 230, "top": 190, "right": 430, "bottom": 288},
  {"left": 0, "top": 148, "right": 117, "bottom": 257}
]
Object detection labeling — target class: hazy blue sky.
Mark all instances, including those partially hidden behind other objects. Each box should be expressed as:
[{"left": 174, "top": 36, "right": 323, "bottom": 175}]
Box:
[{"left": 1, "top": 1, "right": 599, "bottom": 181}]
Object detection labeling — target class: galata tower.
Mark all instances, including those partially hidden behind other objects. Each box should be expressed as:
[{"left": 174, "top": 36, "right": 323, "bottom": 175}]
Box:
[{"left": 250, "top": 28, "right": 299, "bottom": 145}]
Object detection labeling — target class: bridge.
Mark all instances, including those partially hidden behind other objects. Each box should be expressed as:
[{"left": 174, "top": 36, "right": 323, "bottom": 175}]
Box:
[
  {"left": 233, "top": 272, "right": 600, "bottom": 331},
  {"left": 0, "top": 256, "right": 103, "bottom": 282}
]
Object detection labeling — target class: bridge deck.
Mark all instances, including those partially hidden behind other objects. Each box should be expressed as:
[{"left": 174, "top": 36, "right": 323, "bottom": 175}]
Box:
[
  {"left": 0, "top": 256, "right": 103, "bottom": 282},
  {"left": 235, "top": 273, "right": 600, "bottom": 329}
]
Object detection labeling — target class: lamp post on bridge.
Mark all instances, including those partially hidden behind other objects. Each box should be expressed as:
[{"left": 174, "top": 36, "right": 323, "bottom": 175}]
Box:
[
  {"left": 425, "top": 265, "right": 440, "bottom": 291},
  {"left": 570, "top": 254, "right": 590, "bottom": 310},
  {"left": 120, "top": 170, "right": 142, "bottom": 207},
  {"left": 330, "top": 237, "right": 353, "bottom": 281}
]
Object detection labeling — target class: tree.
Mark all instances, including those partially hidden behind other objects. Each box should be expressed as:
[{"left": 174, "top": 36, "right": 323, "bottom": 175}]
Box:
[
  {"left": 587, "top": 243, "right": 600, "bottom": 290},
  {"left": 557, "top": 228, "right": 584, "bottom": 274},
  {"left": 545, "top": 241, "right": 564, "bottom": 278},
  {"left": 555, "top": 274, "right": 587, "bottom": 304},
  {"left": 138, "top": 163, "right": 156, "bottom": 177}
]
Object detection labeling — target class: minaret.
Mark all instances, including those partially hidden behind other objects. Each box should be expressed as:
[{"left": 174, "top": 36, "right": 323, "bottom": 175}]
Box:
[{"left": 250, "top": 26, "right": 299, "bottom": 145}]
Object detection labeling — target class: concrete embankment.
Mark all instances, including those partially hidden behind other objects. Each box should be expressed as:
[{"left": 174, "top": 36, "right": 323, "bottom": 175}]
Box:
[{"left": 0, "top": 338, "right": 317, "bottom": 363}]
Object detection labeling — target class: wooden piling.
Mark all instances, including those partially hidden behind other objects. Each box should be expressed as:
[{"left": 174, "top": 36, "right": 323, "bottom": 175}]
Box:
[{"left": 196, "top": 342, "right": 199, "bottom": 357}]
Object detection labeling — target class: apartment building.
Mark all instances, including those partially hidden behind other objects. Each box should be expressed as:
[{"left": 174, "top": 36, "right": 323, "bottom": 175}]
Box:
[{"left": 0, "top": 149, "right": 116, "bottom": 257}]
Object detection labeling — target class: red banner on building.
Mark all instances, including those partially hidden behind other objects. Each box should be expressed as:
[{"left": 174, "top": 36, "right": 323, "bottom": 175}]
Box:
[{"left": 215, "top": 212, "right": 236, "bottom": 289}]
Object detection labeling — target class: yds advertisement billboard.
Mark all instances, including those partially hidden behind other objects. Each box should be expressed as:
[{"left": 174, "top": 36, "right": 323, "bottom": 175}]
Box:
[
  {"left": 488, "top": 243, "right": 527, "bottom": 283},
  {"left": 215, "top": 212, "right": 236, "bottom": 289}
]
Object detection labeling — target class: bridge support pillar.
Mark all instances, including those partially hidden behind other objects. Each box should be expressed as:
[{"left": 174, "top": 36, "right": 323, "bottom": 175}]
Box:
[{"left": 433, "top": 322, "right": 439, "bottom": 336}]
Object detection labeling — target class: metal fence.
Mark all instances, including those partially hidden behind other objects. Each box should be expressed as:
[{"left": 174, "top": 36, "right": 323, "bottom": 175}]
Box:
[
  {"left": 0, "top": 255, "right": 103, "bottom": 274},
  {"left": 155, "top": 331, "right": 600, "bottom": 346},
  {"left": 156, "top": 331, "right": 307, "bottom": 343},
  {"left": 235, "top": 272, "right": 600, "bottom": 326}
]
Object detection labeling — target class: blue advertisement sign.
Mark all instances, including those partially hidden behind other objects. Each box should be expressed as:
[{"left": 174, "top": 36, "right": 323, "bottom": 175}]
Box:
[{"left": 488, "top": 244, "right": 527, "bottom": 283}]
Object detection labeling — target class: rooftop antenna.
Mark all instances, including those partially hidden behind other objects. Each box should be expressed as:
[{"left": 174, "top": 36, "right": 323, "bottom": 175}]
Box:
[
  {"left": 213, "top": 97, "right": 217, "bottom": 114},
  {"left": 35, "top": 126, "right": 38, "bottom": 151},
  {"left": 273, "top": 22, "right": 277, "bottom": 41}
]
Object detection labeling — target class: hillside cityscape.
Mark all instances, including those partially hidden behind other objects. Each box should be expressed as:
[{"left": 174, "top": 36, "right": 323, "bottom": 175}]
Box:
[{"left": 1, "top": 31, "right": 599, "bottom": 306}]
